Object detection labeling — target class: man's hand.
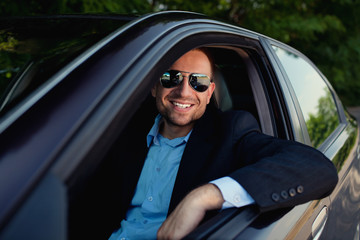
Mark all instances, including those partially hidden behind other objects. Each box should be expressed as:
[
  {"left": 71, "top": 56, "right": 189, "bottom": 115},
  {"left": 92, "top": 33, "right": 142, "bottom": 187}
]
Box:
[{"left": 157, "top": 183, "right": 224, "bottom": 240}]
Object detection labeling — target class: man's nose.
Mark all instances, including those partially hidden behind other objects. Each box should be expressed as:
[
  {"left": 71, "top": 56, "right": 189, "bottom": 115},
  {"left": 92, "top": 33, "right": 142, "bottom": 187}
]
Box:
[{"left": 175, "top": 76, "right": 193, "bottom": 96}]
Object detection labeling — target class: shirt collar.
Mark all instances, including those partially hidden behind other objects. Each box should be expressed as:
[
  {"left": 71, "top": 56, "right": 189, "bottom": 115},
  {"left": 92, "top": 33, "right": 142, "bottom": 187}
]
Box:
[{"left": 147, "top": 114, "right": 192, "bottom": 147}]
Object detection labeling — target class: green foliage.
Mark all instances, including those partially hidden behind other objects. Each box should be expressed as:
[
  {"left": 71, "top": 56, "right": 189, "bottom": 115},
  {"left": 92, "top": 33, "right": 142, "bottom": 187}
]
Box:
[
  {"left": 155, "top": 0, "right": 227, "bottom": 17},
  {"left": 0, "top": 0, "right": 63, "bottom": 16},
  {"left": 332, "top": 120, "right": 357, "bottom": 171},
  {"left": 306, "top": 90, "right": 339, "bottom": 148},
  {"left": 0, "top": 32, "right": 19, "bottom": 51},
  {"left": 0, "top": 30, "right": 26, "bottom": 98},
  {"left": 1, "top": 0, "right": 360, "bottom": 106},
  {"left": 60, "top": 0, "right": 153, "bottom": 14}
]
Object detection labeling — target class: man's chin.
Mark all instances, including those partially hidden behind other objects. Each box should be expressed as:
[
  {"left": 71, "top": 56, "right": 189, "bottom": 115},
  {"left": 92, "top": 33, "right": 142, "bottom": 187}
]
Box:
[
  {"left": 168, "top": 121, "right": 193, "bottom": 128},
  {"left": 165, "top": 117, "right": 195, "bottom": 128}
]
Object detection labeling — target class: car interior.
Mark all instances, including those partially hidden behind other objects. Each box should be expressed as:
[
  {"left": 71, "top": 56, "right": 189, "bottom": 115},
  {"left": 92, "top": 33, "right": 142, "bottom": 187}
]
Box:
[{"left": 67, "top": 46, "right": 270, "bottom": 239}]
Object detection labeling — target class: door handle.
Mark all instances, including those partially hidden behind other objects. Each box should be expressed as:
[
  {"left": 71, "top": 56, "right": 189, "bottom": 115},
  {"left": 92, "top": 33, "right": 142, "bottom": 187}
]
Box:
[{"left": 312, "top": 206, "right": 328, "bottom": 240}]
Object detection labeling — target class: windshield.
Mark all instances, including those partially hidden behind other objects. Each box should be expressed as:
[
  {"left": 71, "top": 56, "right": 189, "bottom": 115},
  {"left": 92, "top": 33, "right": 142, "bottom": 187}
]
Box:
[{"left": 0, "top": 15, "right": 131, "bottom": 116}]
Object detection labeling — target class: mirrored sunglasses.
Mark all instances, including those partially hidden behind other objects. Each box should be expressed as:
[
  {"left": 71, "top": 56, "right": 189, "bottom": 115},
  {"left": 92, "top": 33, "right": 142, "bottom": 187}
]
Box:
[{"left": 159, "top": 70, "right": 211, "bottom": 92}]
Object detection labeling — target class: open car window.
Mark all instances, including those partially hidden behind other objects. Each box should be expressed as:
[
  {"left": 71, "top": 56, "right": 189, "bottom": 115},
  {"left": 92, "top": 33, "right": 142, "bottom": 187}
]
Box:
[{"left": 65, "top": 45, "right": 278, "bottom": 239}]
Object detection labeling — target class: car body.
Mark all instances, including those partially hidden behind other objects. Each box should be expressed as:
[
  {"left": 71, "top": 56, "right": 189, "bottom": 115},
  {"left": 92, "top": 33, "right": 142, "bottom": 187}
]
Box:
[{"left": 0, "top": 11, "right": 359, "bottom": 240}]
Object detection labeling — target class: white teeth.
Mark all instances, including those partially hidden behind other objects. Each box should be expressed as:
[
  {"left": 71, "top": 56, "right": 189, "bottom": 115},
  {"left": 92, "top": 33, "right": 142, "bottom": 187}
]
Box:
[{"left": 173, "top": 102, "right": 191, "bottom": 108}]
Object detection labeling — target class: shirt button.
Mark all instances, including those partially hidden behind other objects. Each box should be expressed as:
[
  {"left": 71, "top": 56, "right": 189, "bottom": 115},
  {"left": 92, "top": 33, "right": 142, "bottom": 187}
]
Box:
[
  {"left": 297, "top": 185, "right": 304, "bottom": 194},
  {"left": 148, "top": 196, "right": 153, "bottom": 202},
  {"left": 156, "top": 167, "right": 161, "bottom": 172},
  {"left": 143, "top": 220, "right": 148, "bottom": 224}
]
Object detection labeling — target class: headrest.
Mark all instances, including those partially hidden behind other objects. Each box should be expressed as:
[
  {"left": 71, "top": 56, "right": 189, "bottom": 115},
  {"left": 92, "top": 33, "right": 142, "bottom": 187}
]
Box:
[{"left": 212, "top": 67, "right": 233, "bottom": 112}]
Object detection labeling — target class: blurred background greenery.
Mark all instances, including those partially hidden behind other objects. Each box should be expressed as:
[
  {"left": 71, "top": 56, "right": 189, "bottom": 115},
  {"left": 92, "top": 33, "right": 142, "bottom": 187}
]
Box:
[{"left": 1, "top": 0, "right": 359, "bottom": 106}]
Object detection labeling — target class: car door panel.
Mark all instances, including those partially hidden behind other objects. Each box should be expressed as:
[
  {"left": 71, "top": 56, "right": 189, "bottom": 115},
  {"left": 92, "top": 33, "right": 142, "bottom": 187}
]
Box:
[{"left": 0, "top": 174, "right": 66, "bottom": 240}]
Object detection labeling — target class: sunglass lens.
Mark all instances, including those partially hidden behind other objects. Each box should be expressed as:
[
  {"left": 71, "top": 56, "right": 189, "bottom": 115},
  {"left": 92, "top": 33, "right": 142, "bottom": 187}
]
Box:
[
  {"left": 160, "top": 71, "right": 182, "bottom": 88},
  {"left": 189, "top": 74, "right": 210, "bottom": 92}
]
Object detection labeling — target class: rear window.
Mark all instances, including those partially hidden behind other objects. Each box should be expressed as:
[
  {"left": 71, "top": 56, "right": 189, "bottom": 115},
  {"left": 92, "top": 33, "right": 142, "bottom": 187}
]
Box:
[
  {"left": 272, "top": 45, "right": 340, "bottom": 148},
  {"left": 0, "top": 16, "right": 131, "bottom": 116}
]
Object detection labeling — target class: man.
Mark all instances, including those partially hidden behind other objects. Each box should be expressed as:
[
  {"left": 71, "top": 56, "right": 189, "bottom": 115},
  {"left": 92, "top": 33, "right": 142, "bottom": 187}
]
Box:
[{"left": 108, "top": 48, "right": 338, "bottom": 239}]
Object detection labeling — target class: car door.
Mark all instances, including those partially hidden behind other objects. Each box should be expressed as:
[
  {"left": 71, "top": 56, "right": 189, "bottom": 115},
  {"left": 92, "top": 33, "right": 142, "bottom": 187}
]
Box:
[{"left": 263, "top": 38, "right": 360, "bottom": 240}]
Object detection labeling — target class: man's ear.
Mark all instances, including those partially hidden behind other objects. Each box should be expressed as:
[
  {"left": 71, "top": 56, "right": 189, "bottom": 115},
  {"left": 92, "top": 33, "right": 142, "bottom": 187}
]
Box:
[{"left": 207, "top": 82, "right": 216, "bottom": 104}]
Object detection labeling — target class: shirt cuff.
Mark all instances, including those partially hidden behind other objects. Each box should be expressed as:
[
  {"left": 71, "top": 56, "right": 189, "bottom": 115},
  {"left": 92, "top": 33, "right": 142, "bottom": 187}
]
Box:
[{"left": 210, "top": 176, "right": 255, "bottom": 209}]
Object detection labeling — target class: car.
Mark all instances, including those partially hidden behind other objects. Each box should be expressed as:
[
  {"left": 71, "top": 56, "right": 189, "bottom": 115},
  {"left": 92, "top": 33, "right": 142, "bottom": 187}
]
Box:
[{"left": 0, "top": 11, "right": 359, "bottom": 240}]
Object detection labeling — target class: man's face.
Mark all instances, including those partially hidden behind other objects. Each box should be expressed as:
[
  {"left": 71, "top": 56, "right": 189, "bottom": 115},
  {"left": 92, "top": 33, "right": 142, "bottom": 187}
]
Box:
[{"left": 152, "top": 50, "right": 216, "bottom": 130}]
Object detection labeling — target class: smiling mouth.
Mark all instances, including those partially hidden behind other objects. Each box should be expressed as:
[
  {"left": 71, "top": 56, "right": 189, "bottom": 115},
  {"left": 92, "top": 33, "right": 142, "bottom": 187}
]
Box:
[{"left": 172, "top": 101, "right": 192, "bottom": 109}]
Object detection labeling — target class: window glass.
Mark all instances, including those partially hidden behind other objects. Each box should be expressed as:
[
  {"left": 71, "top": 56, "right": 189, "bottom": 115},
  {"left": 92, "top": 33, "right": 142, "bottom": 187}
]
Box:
[
  {"left": 0, "top": 17, "right": 130, "bottom": 116},
  {"left": 272, "top": 46, "right": 339, "bottom": 148}
]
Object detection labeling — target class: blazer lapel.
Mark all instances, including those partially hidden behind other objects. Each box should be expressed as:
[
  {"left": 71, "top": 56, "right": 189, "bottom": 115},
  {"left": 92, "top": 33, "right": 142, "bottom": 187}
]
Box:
[{"left": 168, "top": 107, "right": 219, "bottom": 213}]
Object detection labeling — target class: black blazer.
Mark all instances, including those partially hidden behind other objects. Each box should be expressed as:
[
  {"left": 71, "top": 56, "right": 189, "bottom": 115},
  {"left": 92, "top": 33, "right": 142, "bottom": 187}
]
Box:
[
  {"left": 70, "top": 107, "right": 338, "bottom": 239},
  {"left": 168, "top": 107, "right": 337, "bottom": 213}
]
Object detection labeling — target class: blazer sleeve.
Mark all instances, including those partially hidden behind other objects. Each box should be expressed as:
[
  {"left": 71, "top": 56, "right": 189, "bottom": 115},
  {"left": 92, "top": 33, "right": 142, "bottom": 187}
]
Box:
[{"left": 227, "top": 111, "right": 338, "bottom": 212}]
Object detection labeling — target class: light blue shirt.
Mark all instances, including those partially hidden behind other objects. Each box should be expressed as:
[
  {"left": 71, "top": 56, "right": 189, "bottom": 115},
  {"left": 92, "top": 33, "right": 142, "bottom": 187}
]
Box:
[
  {"left": 109, "top": 115, "right": 191, "bottom": 240},
  {"left": 109, "top": 114, "right": 254, "bottom": 240}
]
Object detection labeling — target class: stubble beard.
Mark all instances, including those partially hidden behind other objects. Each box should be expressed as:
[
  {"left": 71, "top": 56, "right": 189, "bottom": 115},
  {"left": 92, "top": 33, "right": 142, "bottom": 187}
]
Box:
[
  {"left": 156, "top": 101, "right": 204, "bottom": 130},
  {"left": 162, "top": 112, "right": 196, "bottom": 129}
]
